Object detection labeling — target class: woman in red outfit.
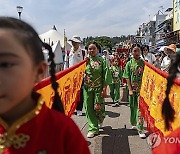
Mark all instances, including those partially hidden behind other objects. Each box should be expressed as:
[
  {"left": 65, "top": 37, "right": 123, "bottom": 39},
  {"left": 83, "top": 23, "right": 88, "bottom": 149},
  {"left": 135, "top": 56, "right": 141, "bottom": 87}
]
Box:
[
  {"left": 153, "top": 52, "right": 180, "bottom": 154},
  {"left": 0, "top": 17, "right": 90, "bottom": 154}
]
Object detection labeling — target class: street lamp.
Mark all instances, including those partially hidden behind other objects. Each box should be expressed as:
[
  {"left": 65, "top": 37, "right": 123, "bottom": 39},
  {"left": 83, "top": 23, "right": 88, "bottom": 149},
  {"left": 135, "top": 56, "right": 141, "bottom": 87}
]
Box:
[{"left": 16, "top": 6, "right": 23, "bottom": 20}]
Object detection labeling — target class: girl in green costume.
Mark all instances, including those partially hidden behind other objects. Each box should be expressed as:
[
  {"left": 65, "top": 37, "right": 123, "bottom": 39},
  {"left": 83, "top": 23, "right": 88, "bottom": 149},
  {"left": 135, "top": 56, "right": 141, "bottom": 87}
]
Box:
[
  {"left": 83, "top": 42, "right": 112, "bottom": 138},
  {"left": 109, "top": 58, "right": 122, "bottom": 106},
  {"left": 122, "top": 44, "right": 146, "bottom": 138}
]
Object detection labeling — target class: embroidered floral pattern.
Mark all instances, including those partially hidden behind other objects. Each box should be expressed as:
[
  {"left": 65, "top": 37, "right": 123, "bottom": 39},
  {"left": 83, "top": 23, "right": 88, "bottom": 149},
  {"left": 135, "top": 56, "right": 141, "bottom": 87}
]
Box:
[
  {"left": 134, "top": 66, "right": 143, "bottom": 75},
  {"left": 114, "top": 71, "right": 119, "bottom": 77},
  {"left": 90, "top": 61, "right": 100, "bottom": 68},
  {"left": 132, "top": 82, "right": 139, "bottom": 91},
  {"left": 85, "top": 74, "right": 91, "bottom": 83},
  {"left": 97, "top": 114, "right": 103, "bottom": 121},
  {"left": 94, "top": 103, "right": 101, "bottom": 112}
]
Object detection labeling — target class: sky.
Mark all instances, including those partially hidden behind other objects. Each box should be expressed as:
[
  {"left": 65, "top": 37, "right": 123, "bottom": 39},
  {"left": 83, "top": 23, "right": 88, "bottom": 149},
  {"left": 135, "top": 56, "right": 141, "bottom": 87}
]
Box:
[{"left": 0, "top": 0, "right": 172, "bottom": 38}]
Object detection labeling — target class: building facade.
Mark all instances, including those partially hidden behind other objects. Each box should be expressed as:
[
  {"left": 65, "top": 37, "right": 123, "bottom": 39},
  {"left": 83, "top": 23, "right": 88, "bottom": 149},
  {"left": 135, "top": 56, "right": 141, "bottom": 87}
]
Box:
[{"left": 135, "top": 7, "right": 177, "bottom": 51}]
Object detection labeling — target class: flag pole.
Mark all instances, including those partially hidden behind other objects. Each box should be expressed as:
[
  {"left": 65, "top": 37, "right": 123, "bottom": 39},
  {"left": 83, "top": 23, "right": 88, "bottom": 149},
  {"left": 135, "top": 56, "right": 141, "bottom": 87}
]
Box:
[
  {"left": 64, "top": 29, "right": 67, "bottom": 52},
  {"left": 64, "top": 29, "right": 69, "bottom": 68}
]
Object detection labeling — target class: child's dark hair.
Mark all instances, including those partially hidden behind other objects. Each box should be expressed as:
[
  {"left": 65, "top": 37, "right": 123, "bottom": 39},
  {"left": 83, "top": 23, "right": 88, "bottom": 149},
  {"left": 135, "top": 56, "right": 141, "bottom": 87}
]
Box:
[
  {"left": 130, "top": 43, "right": 141, "bottom": 52},
  {"left": 0, "top": 17, "right": 64, "bottom": 113},
  {"left": 141, "top": 45, "right": 149, "bottom": 52},
  {"left": 162, "top": 52, "right": 180, "bottom": 130},
  {"left": 89, "top": 41, "right": 101, "bottom": 52}
]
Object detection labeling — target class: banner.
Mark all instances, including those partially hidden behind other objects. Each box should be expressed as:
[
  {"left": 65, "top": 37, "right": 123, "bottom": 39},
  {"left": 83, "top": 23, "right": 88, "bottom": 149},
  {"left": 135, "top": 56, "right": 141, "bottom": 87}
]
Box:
[
  {"left": 139, "top": 62, "right": 180, "bottom": 136},
  {"left": 173, "top": 0, "right": 180, "bottom": 31},
  {"left": 34, "top": 60, "right": 87, "bottom": 117}
]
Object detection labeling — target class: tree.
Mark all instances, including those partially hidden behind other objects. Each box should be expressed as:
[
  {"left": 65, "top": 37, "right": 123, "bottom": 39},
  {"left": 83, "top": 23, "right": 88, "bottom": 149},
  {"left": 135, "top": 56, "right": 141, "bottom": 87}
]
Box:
[
  {"left": 83, "top": 36, "right": 112, "bottom": 50},
  {"left": 83, "top": 35, "right": 131, "bottom": 50}
]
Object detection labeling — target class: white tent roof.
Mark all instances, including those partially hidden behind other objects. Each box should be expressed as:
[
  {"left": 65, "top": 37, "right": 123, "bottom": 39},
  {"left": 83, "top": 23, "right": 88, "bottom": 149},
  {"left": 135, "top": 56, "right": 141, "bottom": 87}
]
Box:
[{"left": 39, "top": 26, "right": 71, "bottom": 51}]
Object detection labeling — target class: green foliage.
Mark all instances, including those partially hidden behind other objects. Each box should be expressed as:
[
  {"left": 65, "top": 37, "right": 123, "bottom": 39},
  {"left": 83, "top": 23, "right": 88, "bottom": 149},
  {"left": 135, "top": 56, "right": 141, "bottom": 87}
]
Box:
[
  {"left": 83, "top": 35, "right": 130, "bottom": 50},
  {"left": 83, "top": 36, "right": 111, "bottom": 50}
]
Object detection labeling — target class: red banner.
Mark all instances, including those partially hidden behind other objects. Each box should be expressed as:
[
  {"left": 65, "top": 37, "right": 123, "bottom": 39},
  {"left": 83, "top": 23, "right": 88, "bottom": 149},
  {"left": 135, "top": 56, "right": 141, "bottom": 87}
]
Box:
[
  {"left": 139, "top": 62, "right": 180, "bottom": 136},
  {"left": 34, "top": 60, "right": 87, "bottom": 117}
]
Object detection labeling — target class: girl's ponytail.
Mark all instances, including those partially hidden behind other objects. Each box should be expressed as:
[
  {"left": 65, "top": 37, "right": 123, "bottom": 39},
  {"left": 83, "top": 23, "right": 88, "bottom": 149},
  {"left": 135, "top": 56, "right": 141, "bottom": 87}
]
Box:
[
  {"left": 162, "top": 74, "right": 175, "bottom": 130},
  {"left": 43, "top": 43, "right": 64, "bottom": 113},
  {"left": 162, "top": 53, "right": 180, "bottom": 130}
]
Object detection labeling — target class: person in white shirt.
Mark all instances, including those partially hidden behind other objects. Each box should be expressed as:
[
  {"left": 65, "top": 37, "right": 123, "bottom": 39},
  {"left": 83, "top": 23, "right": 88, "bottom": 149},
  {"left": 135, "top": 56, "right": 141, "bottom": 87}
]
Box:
[
  {"left": 64, "top": 36, "right": 86, "bottom": 69},
  {"left": 64, "top": 35, "right": 86, "bottom": 116},
  {"left": 161, "top": 44, "right": 176, "bottom": 72},
  {"left": 153, "top": 52, "right": 162, "bottom": 69},
  {"left": 102, "top": 50, "right": 110, "bottom": 65},
  {"left": 141, "top": 45, "right": 155, "bottom": 65}
]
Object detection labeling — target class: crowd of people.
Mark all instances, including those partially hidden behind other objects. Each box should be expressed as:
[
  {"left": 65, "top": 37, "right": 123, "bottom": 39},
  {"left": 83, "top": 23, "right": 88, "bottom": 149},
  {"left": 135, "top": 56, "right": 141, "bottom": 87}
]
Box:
[
  {"left": 0, "top": 16, "right": 180, "bottom": 153},
  {"left": 101, "top": 43, "right": 178, "bottom": 74},
  {"left": 63, "top": 34, "right": 180, "bottom": 140}
]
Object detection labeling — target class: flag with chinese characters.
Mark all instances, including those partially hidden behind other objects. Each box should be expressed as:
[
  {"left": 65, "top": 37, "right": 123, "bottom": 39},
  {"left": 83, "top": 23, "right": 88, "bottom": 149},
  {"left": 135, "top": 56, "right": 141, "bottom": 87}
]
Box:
[
  {"left": 34, "top": 60, "right": 87, "bottom": 117},
  {"left": 139, "top": 62, "right": 180, "bottom": 136}
]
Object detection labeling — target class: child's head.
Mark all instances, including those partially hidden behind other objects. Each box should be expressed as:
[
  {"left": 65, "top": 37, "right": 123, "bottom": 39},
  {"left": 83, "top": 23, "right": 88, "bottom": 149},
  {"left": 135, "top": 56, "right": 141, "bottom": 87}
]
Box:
[
  {"left": 0, "top": 17, "right": 64, "bottom": 114},
  {"left": 162, "top": 52, "right": 180, "bottom": 130},
  {"left": 103, "top": 50, "right": 108, "bottom": 56},
  {"left": 130, "top": 43, "right": 141, "bottom": 60},
  {"left": 112, "top": 59, "right": 119, "bottom": 66},
  {"left": 88, "top": 42, "right": 101, "bottom": 57},
  {"left": 113, "top": 51, "right": 119, "bottom": 58}
]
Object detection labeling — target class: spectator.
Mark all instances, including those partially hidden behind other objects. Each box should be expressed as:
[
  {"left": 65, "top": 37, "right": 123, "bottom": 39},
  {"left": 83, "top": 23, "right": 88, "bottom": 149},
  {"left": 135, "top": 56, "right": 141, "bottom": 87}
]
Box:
[
  {"left": 102, "top": 49, "right": 110, "bottom": 65},
  {"left": 153, "top": 52, "right": 162, "bottom": 69},
  {"left": 64, "top": 35, "right": 86, "bottom": 116},
  {"left": 161, "top": 44, "right": 176, "bottom": 72},
  {"left": 141, "top": 45, "right": 156, "bottom": 64}
]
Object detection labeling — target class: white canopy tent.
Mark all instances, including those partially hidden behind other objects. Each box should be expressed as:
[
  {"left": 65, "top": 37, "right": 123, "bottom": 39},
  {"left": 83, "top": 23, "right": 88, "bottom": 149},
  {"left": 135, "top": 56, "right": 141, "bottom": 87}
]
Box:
[
  {"left": 42, "top": 41, "right": 63, "bottom": 64},
  {"left": 39, "top": 25, "right": 72, "bottom": 51},
  {"left": 52, "top": 41, "right": 63, "bottom": 64},
  {"left": 42, "top": 41, "right": 64, "bottom": 76}
]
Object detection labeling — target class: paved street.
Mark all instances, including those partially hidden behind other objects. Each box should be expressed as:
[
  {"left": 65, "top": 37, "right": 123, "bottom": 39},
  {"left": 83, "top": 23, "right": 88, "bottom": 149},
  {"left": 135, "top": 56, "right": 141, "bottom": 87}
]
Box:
[{"left": 72, "top": 87, "right": 151, "bottom": 154}]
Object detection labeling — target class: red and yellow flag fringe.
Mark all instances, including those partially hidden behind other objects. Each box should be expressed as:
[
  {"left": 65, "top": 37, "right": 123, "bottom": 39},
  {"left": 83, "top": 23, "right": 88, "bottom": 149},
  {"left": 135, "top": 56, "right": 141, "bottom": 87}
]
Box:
[
  {"left": 34, "top": 60, "right": 87, "bottom": 117},
  {"left": 139, "top": 62, "right": 180, "bottom": 136}
]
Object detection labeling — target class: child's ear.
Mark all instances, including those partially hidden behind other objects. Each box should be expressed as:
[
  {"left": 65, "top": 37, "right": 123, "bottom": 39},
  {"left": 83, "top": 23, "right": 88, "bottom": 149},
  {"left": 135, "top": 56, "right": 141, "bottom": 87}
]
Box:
[{"left": 35, "top": 62, "right": 47, "bottom": 82}]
